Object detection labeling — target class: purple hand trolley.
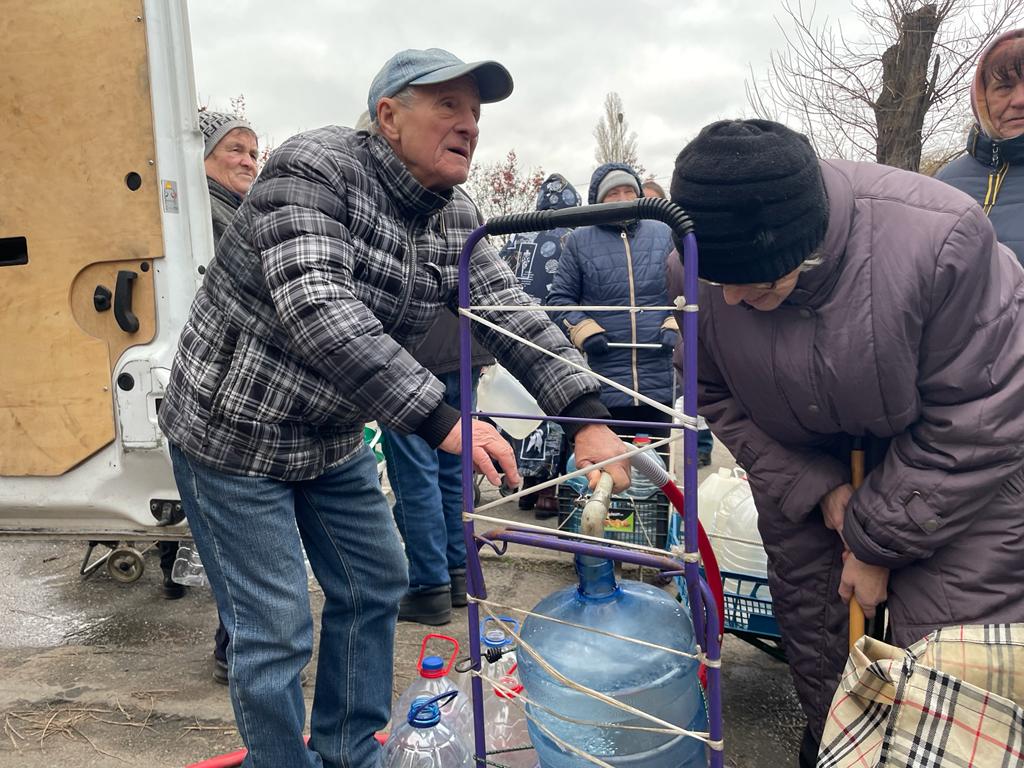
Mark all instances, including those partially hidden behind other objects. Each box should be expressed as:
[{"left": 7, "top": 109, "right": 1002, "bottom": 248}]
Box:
[{"left": 457, "top": 198, "right": 724, "bottom": 767}]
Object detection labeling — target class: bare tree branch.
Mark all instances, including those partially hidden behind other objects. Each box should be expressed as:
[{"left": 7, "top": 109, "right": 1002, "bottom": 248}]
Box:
[{"left": 746, "top": 0, "right": 1024, "bottom": 170}]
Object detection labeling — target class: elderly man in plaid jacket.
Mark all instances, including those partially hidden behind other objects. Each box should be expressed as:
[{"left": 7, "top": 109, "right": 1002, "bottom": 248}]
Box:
[{"left": 159, "top": 48, "right": 628, "bottom": 768}]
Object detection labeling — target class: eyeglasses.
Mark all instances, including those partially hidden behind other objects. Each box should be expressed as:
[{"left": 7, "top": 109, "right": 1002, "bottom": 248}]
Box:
[
  {"left": 698, "top": 277, "right": 779, "bottom": 290},
  {"left": 698, "top": 253, "right": 825, "bottom": 291}
]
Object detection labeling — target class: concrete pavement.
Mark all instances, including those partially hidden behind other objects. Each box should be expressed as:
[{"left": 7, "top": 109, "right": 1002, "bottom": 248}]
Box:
[{"left": 0, "top": 444, "right": 803, "bottom": 767}]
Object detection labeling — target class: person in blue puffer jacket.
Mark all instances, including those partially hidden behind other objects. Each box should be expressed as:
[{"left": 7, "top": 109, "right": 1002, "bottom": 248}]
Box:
[
  {"left": 548, "top": 163, "right": 678, "bottom": 439},
  {"left": 936, "top": 29, "right": 1024, "bottom": 263}
]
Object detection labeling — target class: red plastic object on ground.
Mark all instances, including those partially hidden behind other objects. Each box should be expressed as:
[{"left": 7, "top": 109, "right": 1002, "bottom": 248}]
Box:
[{"left": 186, "top": 734, "right": 387, "bottom": 768}]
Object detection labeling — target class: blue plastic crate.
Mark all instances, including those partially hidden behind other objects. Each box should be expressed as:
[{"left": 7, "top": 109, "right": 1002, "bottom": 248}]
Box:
[{"left": 720, "top": 570, "right": 779, "bottom": 638}]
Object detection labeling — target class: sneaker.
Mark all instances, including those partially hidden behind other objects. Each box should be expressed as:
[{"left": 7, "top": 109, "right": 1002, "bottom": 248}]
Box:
[
  {"left": 449, "top": 569, "right": 467, "bottom": 608},
  {"left": 698, "top": 450, "right": 712, "bottom": 468},
  {"left": 159, "top": 575, "right": 186, "bottom": 600},
  {"left": 212, "top": 657, "right": 228, "bottom": 685},
  {"left": 398, "top": 586, "right": 452, "bottom": 626}
]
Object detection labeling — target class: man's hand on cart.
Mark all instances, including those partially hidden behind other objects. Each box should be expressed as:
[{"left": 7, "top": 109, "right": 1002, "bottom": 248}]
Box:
[
  {"left": 573, "top": 424, "right": 631, "bottom": 493},
  {"left": 440, "top": 418, "right": 522, "bottom": 489},
  {"left": 838, "top": 550, "right": 889, "bottom": 619}
]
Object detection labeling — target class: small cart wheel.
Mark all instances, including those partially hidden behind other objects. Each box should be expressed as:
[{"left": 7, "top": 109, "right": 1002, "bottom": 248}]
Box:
[{"left": 107, "top": 546, "right": 145, "bottom": 583}]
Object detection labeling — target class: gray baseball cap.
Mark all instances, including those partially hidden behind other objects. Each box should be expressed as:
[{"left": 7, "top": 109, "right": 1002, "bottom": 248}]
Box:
[{"left": 367, "top": 48, "right": 513, "bottom": 116}]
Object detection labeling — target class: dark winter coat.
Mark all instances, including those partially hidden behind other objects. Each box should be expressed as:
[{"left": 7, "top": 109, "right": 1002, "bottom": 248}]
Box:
[
  {"left": 936, "top": 28, "right": 1024, "bottom": 263},
  {"left": 669, "top": 158, "right": 1024, "bottom": 738},
  {"left": 409, "top": 309, "right": 493, "bottom": 376},
  {"left": 548, "top": 164, "right": 676, "bottom": 409},
  {"left": 207, "top": 177, "right": 242, "bottom": 245},
  {"left": 159, "top": 128, "right": 605, "bottom": 480},
  {"left": 937, "top": 129, "right": 1024, "bottom": 264},
  {"left": 498, "top": 173, "right": 581, "bottom": 301}
]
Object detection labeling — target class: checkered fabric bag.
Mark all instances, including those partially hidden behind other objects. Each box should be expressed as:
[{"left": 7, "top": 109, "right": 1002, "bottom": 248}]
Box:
[{"left": 817, "top": 624, "right": 1024, "bottom": 767}]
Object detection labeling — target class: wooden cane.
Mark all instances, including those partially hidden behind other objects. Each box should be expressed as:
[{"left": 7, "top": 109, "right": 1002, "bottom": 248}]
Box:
[{"left": 848, "top": 443, "right": 866, "bottom": 649}]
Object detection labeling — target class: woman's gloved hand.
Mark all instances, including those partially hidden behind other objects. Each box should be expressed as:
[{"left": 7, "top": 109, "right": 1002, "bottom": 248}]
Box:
[
  {"left": 659, "top": 329, "right": 680, "bottom": 352},
  {"left": 581, "top": 333, "right": 610, "bottom": 357}
]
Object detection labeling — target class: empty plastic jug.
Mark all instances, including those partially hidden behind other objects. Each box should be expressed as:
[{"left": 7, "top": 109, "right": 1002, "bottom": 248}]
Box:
[
  {"left": 518, "top": 555, "right": 708, "bottom": 767},
  {"left": 480, "top": 615, "right": 520, "bottom": 679},
  {"left": 170, "top": 545, "right": 208, "bottom": 587},
  {"left": 696, "top": 468, "right": 747, "bottom": 534},
  {"left": 482, "top": 674, "right": 536, "bottom": 768},
  {"left": 382, "top": 693, "right": 472, "bottom": 768},
  {"left": 476, "top": 364, "right": 544, "bottom": 440},
  {"left": 395, "top": 635, "right": 472, "bottom": 740},
  {"left": 716, "top": 483, "right": 768, "bottom": 581}
]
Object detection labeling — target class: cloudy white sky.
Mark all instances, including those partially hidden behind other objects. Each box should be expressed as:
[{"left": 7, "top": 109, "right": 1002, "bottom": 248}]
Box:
[{"left": 189, "top": 0, "right": 862, "bottom": 193}]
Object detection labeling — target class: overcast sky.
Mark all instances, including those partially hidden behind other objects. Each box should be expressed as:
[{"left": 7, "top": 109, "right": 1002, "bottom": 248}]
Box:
[{"left": 188, "top": 0, "right": 861, "bottom": 193}]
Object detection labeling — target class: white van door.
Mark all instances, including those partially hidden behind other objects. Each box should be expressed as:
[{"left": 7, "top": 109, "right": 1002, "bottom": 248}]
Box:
[{"left": 0, "top": 0, "right": 213, "bottom": 538}]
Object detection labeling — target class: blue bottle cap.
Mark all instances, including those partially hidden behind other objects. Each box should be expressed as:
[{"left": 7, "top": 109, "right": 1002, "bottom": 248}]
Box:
[
  {"left": 421, "top": 655, "right": 444, "bottom": 673},
  {"left": 407, "top": 695, "right": 441, "bottom": 728}
]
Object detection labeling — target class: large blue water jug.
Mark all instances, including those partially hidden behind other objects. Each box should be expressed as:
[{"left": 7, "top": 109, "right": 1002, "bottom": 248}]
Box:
[{"left": 518, "top": 555, "right": 708, "bottom": 767}]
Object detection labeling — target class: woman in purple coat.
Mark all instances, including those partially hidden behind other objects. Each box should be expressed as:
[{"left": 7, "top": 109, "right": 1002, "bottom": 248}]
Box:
[{"left": 667, "top": 119, "right": 1024, "bottom": 766}]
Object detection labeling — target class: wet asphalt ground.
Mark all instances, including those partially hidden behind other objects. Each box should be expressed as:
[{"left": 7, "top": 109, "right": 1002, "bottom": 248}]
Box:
[{"left": 0, "top": 444, "right": 803, "bottom": 767}]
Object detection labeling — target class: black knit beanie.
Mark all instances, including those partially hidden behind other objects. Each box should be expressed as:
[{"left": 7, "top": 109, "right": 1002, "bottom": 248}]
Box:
[{"left": 670, "top": 119, "right": 828, "bottom": 284}]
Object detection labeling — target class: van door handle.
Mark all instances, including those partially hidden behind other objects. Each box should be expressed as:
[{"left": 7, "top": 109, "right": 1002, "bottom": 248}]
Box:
[{"left": 113, "top": 270, "right": 140, "bottom": 334}]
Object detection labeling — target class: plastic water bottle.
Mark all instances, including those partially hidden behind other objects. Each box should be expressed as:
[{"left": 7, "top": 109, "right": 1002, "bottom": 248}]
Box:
[
  {"left": 480, "top": 615, "right": 520, "bottom": 679},
  {"left": 563, "top": 453, "right": 590, "bottom": 496},
  {"left": 624, "top": 434, "right": 666, "bottom": 500},
  {"left": 696, "top": 468, "right": 747, "bottom": 533},
  {"left": 170, "top": 545, "right": 208, "bottom": 587},
  {"left": 518, "top": 555, "right": 708, "bottom": 767},
  {"left": 482, "top": 675, "right": 536, "bottom": 768},
  {"left": 395, "top": 635, "right": 472, "bottom": 741},
  {"left": 476, "top": 364, "right": 544, "bottom": 440},
  {"left": 382, "top": 693, "right": 472, "bottom": 768},
  {"left": 717, "top": 483, "right": 769, "bottom": 586}
]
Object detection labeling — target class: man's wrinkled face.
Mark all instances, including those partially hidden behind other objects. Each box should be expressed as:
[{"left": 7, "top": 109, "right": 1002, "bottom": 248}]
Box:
[
  {"left": 380, "top": 77, "right": 481, "bottom": 191},
  {"left": 205, "top": 128, "right": 258, "bottom": 196}
]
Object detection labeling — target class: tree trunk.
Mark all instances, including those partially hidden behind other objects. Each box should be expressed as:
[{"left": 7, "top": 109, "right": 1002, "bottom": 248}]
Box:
[{"left": 874, "top": 4, "right": 941, "bottom": 171}]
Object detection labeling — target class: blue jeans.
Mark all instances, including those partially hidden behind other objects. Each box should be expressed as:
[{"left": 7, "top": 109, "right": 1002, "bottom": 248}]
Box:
[
  {"left": 381, "top": 369, "right": 476, "bottom": 592},
  {"left": 170, "top": 443, "right": 408, "bottom": 768},
  {"left": 698, "top": 429, "right": 714, "bottom": 456}
]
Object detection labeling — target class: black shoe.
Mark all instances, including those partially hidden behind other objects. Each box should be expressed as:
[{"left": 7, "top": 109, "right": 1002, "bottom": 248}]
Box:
[
  {"left": 398, "top": 587, "right": 452, "bottom": 626},
  {"left": 533, "top": 491, "right": 560, "bottom": 520},
  {"left": 698, "top": 450, "right": 712, "bottom": 468},
  {"left": 449, "top": 569, "right": 467, "bottom": 608},
  {"left": 160, "top": 575, "right": 186, "bottom": 600},
  {"left": 212, "top": 657, "right": 228, "bottom": 685},
  {"left": 517, "top": 493, "right": 537, "bottom": 511}
]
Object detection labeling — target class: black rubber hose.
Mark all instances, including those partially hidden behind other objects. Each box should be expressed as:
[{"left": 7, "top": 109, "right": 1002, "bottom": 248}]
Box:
[{"left": 484, "top": 197, "right": 694, "bottom": 241}]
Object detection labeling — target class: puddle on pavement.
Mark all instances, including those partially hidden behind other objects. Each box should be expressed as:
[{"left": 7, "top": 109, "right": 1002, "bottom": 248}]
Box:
[{"left": 0, "top": 541, "right": 215, "bottom": 648}]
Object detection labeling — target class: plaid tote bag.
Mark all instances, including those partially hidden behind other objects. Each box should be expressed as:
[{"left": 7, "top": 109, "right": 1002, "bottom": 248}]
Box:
[{"left": 818, "top": 624, "right": 1024, "bottom": 767}]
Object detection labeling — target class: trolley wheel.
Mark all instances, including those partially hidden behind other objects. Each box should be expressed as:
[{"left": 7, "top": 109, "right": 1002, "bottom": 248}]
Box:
[{"left": 107, "top": 546, "right": 145, "bottom": 583}]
